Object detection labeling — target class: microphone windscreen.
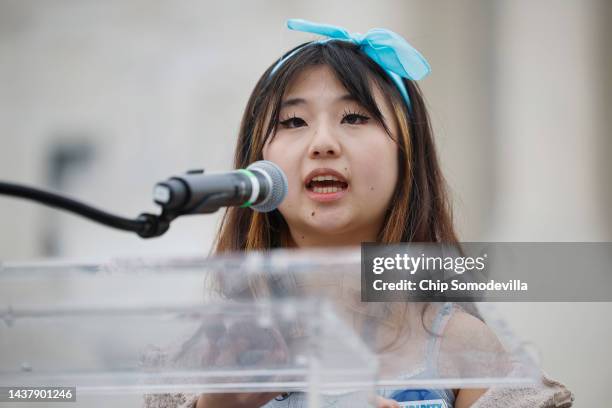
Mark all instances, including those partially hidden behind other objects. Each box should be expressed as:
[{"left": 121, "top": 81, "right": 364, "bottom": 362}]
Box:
[{"left": 247, "top": 160, "right": 288, "bottom": 213}]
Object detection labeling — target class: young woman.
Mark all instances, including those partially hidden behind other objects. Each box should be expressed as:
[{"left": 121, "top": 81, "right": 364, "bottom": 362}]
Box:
[{"left": 144, "top": 19, "right": 572, "bottom": 408}]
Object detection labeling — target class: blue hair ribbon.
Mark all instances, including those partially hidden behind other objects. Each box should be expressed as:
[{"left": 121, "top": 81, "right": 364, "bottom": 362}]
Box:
[{"left": 271, "top": 18, "right": 431, "bottom": 110}]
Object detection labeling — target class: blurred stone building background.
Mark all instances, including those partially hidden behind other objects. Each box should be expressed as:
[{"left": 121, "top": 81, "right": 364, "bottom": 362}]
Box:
[{"left": 0, "top": 0, "right": 610, "bottom": 405}]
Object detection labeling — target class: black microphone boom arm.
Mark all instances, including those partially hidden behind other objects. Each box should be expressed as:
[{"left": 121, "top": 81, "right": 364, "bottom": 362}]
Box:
[
  {"left": 0, "top": 180, "right": 224, "bottom": 239},
  {"left": 0, "top": 161, "right": 287, "bottom": 239}
]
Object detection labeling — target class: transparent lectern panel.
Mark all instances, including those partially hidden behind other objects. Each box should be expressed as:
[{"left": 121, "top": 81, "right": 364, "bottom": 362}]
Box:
[
  {"left": 0, "top": 263, "right": 376, "bottom": 401},
  {"left": 0, "top": 247, "right": 541, "bottom": 399},
  {"left": 101, "top": 248, "right": 542, "bottom": 389}
]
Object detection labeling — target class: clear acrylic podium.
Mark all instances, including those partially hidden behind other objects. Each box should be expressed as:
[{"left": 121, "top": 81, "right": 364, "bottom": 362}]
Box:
[{"left": 0, "top": 248, "right": 541, "bottom": 406}]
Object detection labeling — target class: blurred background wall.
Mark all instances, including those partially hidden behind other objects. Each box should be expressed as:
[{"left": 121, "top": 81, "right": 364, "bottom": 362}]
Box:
[{"left": 0, "top": 0, "right": 610, "bottom": 405}]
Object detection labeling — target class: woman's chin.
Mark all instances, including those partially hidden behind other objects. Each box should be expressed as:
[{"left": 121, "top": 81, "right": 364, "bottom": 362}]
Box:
[{"left": 303, "top": 215, "right": 353, "bottom": 234}]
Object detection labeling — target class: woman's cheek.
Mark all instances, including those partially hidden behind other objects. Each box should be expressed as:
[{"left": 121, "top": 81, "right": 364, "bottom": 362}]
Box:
[
  {"left": 362, "top": 171, "right": 385, "bottom": 199},
  {"left": 358, "top": 148, "right": 398, "bottom": 202}
]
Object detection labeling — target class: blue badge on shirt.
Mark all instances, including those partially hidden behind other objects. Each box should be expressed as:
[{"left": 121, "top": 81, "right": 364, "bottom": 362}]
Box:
[
  {"left": 391, "top": 389, "right": 449, "bottom": 408},
  {"left": 397, "top": 400, "right": 447, "bottom": 408}
]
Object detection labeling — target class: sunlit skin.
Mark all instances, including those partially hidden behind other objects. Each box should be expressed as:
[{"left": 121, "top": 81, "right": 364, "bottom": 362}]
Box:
[{"left": 263, "top": 65, "right": 399, "bottom": 248}]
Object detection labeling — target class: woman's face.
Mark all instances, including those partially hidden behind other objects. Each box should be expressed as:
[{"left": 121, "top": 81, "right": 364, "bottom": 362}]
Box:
[{"left": 263, "top": 64, "right": 399, "bottom": 247}]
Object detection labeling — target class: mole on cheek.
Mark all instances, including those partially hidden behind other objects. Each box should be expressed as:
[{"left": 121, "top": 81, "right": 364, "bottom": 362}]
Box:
[
  {"left": 370, "top": 186, "right": 374, "bottom": 191},
  {"left": 311, "top": 211, "right": 315, "bottom": 216}
]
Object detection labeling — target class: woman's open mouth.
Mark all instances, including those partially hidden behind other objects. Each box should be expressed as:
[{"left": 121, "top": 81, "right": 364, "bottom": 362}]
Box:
[
  {"left": 307, "top": 175, "right": 349, "bottom": 193},
  {"left": 304, "top": 170, "right": 349, "bottom": 202}
]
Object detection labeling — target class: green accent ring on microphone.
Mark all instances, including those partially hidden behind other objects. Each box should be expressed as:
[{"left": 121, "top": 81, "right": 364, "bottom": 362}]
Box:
[{"left": 237, "top": 169, "right": 257, "bottom": 208}]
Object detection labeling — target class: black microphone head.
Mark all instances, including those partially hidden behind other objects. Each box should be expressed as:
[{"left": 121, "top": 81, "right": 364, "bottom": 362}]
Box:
[{"left": 247, "top": 160, "right": 288, "bottom": 213}]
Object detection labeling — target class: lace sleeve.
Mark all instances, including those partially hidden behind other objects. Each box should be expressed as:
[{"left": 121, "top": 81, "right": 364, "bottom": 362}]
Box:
[{"left": 471, "top": 372, "right": 573, "bottom": 408}]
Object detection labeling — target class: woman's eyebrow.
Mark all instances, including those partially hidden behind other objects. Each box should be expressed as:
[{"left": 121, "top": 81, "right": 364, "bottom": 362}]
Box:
[
  {"left": 337, "top": 94, "right": 358, "bottom": 103},
  {"left": 280, "top": 94, "right": 356, "bottom": 109}
]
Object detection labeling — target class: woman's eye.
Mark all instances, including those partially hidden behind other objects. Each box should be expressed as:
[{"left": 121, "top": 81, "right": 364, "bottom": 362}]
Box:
[
  {"left": 342, "top": 113, "right": 370, "bottom": 125},
  {"left": 279, "top": 116, "right": 307, "bottom": 129}
]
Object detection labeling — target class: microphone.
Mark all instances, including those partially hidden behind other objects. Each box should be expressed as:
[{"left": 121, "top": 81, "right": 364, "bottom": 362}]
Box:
[{"left": 153, "top": 160, "right": 288, "bottom": 214}]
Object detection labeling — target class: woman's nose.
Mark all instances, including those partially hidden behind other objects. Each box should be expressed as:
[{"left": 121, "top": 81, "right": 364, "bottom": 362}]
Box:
[{"left": 307, "top": 124, "right": 342, "bottom": 159}]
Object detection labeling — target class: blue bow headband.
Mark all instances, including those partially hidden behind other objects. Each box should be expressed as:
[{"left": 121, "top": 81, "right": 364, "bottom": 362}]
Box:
[{"left": 271, "top": 19, "right": 431, "bottom": 111}]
